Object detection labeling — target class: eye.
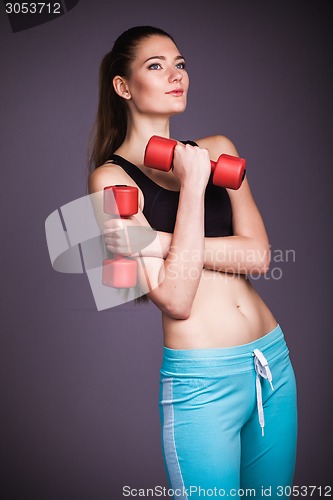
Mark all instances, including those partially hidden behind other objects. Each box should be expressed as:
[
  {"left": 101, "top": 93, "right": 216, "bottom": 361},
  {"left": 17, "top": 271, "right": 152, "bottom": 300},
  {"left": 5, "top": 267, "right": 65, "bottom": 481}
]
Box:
[
  {"left": 176, "top": 61, "right": 186, "bottom": 70},
  {"left": 148, "top": 63, "right": 162, "bottom": 70}
]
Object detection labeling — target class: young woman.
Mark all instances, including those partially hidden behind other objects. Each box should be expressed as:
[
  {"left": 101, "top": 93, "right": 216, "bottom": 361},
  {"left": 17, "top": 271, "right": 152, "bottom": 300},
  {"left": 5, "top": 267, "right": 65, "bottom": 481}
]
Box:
[{"left": 88, "top": 26, "right": 297, "bottom": 499}]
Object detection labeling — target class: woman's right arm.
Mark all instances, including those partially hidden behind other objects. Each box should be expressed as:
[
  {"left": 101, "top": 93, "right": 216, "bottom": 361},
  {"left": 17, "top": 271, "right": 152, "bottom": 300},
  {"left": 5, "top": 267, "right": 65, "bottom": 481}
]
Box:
[{"left": 89, "top": 144, "right": 211, "bottom": 319}]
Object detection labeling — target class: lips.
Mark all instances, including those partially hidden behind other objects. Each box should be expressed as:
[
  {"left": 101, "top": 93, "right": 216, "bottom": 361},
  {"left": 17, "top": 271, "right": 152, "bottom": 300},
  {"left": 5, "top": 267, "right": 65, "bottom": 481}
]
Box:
[{"left": 166, "top": 89, "right": 184, "bottom": 96}]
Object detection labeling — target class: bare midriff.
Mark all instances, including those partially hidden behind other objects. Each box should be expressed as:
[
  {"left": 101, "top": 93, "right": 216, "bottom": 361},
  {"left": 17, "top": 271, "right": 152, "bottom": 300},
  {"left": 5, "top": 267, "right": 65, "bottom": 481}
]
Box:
[{"left": 163, "top": 268, "right": 278, "bottom": 349}]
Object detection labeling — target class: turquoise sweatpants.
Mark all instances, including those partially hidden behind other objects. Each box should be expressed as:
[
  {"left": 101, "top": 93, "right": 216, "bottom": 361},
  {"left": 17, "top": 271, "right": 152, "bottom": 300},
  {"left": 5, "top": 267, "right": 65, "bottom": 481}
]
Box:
[{"left": 159, "top": 324, "right": 297, "bottom": 499}]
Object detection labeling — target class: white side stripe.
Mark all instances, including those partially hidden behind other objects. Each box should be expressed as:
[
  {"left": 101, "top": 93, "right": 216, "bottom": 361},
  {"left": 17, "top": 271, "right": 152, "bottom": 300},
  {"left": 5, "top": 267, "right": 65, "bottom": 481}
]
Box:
[{"left": 161, "top": 378, "right": 188, "bottom": 499}]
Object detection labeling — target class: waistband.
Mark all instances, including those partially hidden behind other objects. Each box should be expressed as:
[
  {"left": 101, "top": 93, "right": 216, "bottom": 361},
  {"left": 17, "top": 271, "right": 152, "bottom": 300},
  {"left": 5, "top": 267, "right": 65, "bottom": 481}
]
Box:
[{"left": 161, "top": 324, "right": 288, "bottom": 376}]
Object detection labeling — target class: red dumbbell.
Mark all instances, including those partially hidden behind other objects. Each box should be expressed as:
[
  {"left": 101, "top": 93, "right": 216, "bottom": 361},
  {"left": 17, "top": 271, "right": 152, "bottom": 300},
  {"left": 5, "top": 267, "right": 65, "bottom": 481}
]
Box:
[
  {"left": 144, "top": 135, "right": 246, "bottom": 190},
  {"left": 102, "top": 185, "right": 138, "bottom": 288}
]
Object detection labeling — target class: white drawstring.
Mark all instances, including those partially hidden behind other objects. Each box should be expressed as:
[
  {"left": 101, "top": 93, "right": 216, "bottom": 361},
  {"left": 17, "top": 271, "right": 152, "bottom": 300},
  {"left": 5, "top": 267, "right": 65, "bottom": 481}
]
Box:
[{"left": 252, "top": 349, "right": 274, "bottom": 436}]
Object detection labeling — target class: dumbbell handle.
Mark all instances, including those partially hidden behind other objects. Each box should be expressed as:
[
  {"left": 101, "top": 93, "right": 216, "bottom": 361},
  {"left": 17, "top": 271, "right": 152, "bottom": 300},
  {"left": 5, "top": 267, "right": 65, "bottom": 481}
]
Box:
[{"left": 102, "top": 185, "right": 138, "bottom": 288}]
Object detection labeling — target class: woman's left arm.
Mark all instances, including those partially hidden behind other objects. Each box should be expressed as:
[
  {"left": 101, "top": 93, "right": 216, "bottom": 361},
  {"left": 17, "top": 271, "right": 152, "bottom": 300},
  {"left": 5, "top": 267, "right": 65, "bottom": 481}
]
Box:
[
  {"left": 150, "top": 136, "right": 270, "bottom": 275},
  {"left": 197, "top": 135, "right": 270, "bottom": 275}
]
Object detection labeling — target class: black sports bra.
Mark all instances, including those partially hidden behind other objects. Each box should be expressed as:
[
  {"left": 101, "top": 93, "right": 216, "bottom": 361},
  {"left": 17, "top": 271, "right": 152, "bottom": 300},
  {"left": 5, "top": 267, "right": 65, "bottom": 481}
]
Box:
[{"left": 106, "top": 141, "right": 233, "bottom": 237}]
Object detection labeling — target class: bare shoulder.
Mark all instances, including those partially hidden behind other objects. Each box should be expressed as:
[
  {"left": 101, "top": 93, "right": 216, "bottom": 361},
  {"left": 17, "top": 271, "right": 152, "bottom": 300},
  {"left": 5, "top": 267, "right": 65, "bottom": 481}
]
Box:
[
  {"left": 194, "top": 135, "right": 239, "bottom": 160},
  {"left": 196, "top": 134, "right": 255, "bottom": 203},
  {"left": 88, "top": 162, "right": 145, "bottom": 209},
  {"left": 88, "top": 163, "right": 129, "bottom": 193}
]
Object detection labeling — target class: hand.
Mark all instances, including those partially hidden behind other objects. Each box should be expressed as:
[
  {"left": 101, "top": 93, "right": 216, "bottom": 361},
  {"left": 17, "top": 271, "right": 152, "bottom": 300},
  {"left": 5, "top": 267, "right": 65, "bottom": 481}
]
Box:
[
  {"left": 104, "top": 216, "right": 157, "bottom": 257},
  {"left": 172, "top": 143, "right": 211, "bottom": 190}
]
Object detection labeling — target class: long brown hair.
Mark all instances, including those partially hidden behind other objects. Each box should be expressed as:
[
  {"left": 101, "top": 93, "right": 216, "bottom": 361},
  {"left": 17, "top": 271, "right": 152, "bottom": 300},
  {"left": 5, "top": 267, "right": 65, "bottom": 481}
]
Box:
[
  {"left": 87, "top": 26, "right": 175, "bottom": 306},
  {"left": 87, "top": 26, "right": 175, "bottom": 174}
]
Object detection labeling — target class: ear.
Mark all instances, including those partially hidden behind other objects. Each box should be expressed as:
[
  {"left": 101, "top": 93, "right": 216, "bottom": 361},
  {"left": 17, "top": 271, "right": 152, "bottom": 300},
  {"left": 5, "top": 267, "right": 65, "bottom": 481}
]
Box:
[{"left": 113, "top": 76, "right": 131, "bottom": 100}]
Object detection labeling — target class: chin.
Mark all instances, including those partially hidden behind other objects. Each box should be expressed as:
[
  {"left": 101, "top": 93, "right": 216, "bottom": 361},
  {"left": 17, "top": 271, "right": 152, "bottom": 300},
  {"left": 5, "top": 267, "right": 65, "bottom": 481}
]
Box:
[
  {"left": 170, "top": 108, "right": 186, "bottom": 117},
  {"left": 170, "top": 101, "right": 187, "bottom": 115},
  {"left": 147, "top": 100, "right": 187, "bottom": 118}
]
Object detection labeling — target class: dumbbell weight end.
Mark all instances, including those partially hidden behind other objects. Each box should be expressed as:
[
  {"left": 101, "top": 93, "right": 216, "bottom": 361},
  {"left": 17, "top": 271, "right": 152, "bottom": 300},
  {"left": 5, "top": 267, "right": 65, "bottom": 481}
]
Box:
[
  {"left": 211, "top": 155, "right": 246, "bottom": 190},
  {"left": 102, "top": 256, "right": 138, "bottom": 288}
]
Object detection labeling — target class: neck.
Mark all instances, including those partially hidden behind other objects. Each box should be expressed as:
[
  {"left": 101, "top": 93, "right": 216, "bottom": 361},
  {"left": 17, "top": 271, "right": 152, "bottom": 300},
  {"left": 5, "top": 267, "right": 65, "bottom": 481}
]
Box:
[{"left": 117, "top": 114, "right": 171, "bottom": 165}]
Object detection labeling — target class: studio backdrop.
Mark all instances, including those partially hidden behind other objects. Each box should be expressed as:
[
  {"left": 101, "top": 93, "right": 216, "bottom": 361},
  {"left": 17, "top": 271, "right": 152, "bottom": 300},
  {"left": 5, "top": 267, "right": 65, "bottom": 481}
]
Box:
[{"left": 1, "top": 1, "right": 332, "bottom": 499}]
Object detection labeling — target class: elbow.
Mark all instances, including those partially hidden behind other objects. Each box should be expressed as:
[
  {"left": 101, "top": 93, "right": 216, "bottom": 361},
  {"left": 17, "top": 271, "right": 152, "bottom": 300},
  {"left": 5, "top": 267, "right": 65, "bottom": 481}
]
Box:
[
  {"left": 250, "top": 242, "right": 271, "bottom": 275},
  {"left": 261, "top": 255, "right": 271, "bottom": 274},
  {"left": 255, "top": 261, "right": 270, "bottom": 275},
  {"left": 261, "top": 243, "right": 271, "bottom": 274},
  {"left": 148, "top": 284, "right": 192, "bottom": 320},
  {"left": 164, "top": 301, "right": 192, "bottom": 320},
  {"left": 176, "top": 309, "right": 191, "bottom": 320}
]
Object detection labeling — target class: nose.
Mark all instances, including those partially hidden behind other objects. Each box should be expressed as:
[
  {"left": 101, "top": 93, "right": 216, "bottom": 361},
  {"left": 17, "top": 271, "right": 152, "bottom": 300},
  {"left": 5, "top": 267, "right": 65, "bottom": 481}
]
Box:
[{"left": 168, "top": 66, "right": 183, "bottom": 83}]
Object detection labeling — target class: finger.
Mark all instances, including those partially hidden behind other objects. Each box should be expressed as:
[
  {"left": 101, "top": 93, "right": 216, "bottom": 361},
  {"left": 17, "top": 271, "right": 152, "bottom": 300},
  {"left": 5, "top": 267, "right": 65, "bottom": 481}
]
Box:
[
  {"left": 104, "top": 218, "right": 123, "bottom": 230},
  {"left": 104, "top": 228, "right": 122, "bottom": 238},
  {"left": 106, "top": 244, "right": 130, "bottom": 256},
  {"left": 104, "top": 235, "right": 116, "bottom": 245}
]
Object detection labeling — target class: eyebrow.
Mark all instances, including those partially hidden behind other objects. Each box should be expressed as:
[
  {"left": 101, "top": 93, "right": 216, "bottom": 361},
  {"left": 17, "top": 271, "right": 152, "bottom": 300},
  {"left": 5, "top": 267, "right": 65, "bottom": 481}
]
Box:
[{"left": 143, "top": 55, "right": 185, "bottom": 64}]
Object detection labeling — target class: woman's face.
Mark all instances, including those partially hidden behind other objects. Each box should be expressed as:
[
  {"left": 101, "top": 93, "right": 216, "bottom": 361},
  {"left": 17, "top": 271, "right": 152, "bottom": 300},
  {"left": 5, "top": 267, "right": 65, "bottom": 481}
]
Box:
[{"left": 125, "top": 35, "right": 189, "bottom": 117}]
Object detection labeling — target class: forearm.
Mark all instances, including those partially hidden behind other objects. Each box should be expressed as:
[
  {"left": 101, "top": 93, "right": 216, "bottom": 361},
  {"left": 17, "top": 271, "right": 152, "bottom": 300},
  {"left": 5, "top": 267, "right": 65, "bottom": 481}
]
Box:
[
  {"left": 203, "top": 235, "right": 270, "bottom": 274},
  {"left": 143, "top": 231, "right": 269, "bottom": 274},
  {"left": 146, "top": 186, "right": 205, "bottom": 319}
]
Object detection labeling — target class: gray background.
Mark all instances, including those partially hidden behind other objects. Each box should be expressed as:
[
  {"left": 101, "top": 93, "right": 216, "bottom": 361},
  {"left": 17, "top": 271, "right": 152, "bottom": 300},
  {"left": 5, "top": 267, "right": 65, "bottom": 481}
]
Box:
[{"left": 1, "top": 1, "right": 332, "bottom": 498}]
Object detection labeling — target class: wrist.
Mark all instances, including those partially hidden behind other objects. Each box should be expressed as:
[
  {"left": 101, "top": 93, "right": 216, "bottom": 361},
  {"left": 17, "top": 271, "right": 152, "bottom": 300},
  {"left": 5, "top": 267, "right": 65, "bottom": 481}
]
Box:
[
  {"left": 136, "top": 230, "right": 172, "bottom": 259},
  {"left": 179, "top": 182, "right": 206, "bottom": 200}
]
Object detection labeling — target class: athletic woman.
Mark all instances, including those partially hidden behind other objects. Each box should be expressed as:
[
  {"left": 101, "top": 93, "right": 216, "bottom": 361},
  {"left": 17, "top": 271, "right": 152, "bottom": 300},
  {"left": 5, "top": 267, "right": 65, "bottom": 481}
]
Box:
[{"left": 88, "top": 26, "right": 297, "bottom": 499}]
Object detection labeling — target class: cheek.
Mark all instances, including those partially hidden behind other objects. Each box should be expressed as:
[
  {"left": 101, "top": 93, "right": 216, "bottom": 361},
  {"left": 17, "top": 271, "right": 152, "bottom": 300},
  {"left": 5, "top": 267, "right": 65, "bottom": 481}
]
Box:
[
  {"left": 129, "top": 81, "right": 163, "bottom": 113},
  {"left": 130, "top": 78, "right": 146, "bottom": 97},
  {"left": 183, "top": 73, "right": 190, "bottom": 91},
  {"left": 130, "top": 74, "right": 161, "bottom": 95}
]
